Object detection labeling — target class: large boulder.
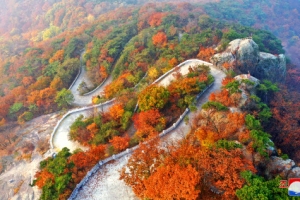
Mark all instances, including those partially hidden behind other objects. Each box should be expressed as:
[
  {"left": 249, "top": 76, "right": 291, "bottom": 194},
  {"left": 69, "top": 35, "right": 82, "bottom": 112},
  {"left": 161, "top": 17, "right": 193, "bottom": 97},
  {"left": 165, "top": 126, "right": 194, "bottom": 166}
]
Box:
[
  {"left": 288, "top": 167, "right": 300, "bottom": 178},
  {"left": 211, "top": 38, "right": 259, "bottom": 74},
  {"left": 210, "top": 38, "right": 286, "bottom": 83},
  {"left": 254, "top": 53, "right": 286, "bottom": 82},
  {"left": 265, "top": 156, "right": 296, "bottom": 179},
  {"left": 234, "top": 74, "right": 260, "bottom": 107}
]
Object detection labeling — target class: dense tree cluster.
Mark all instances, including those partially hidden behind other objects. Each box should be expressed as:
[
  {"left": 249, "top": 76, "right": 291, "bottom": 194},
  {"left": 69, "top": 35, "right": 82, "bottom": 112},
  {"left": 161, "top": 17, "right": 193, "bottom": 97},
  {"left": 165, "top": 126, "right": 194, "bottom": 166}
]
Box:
[
  {"left": 121, "top": 76, "right": 289, "bottom": 199},
  {"left": 34, "top": 146, "right": 107, "bottom": 199},
  {"left": 3, "top": 1, "right": 299, "bottom": 199},
  {"left": 204, "top": 0, "right": 300, "bottom": 65},
  {"left": 0, "top": 1, "right": 285, "bottom": 126},
  {"left": 69, "top": 94, "right": 136, "bottom": 147}
]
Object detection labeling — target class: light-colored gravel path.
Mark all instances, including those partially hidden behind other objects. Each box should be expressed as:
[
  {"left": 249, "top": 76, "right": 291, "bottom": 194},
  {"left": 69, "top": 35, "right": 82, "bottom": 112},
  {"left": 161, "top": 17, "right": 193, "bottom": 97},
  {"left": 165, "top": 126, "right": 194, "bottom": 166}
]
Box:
[
  {"left": 74, "top": 60, "right": 226, "bottom": 200},
  {"left": 158, "top": 59, "right": 213, "bottom": 87},
  {"left": 75, "top": 155, "right": 138, "bottom": 200},
  {"left": 52, "top": 102, "right": 114, "bottom": 152},
  {"left": 52, "top": 51, "right": 115, "bottom": 152},
  {"left": 69, "top": 51, "right": 113, "bottom": 106},
  {"left": 162, "top": 65, "right": 225, "bottom": 142}
]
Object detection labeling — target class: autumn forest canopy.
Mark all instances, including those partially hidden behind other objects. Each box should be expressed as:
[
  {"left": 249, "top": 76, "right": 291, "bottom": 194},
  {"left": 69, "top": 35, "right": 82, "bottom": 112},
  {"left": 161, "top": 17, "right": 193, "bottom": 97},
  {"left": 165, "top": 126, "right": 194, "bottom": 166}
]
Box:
[{"left": 1, "top": 0, "right": 300, "bottom": 199}]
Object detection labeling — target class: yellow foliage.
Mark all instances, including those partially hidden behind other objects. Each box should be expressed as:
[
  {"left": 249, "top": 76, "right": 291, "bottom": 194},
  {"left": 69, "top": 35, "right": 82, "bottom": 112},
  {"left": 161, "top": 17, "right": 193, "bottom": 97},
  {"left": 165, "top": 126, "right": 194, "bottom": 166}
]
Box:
[
  {"left": 148, "top": 67, "right": 158, "bottom": 80},
  {"left": 92, "top": 96, "right": 100, "bottom": 104},
  {"left": 87, "top": 14, "right": 95, "bottom": 23}
]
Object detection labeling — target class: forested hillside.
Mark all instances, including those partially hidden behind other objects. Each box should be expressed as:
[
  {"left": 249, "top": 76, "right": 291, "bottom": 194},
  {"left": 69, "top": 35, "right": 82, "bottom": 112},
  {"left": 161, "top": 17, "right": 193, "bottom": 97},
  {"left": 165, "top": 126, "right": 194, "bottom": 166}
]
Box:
[
  {"left": 1, "top": 1, "right": 300, "bottom": 199},
  {"left": 0, "top": 0, "right": 292, "bottom": 126},
  {"left": 204, "top": 0, "right": 300, "bottom": 65}
]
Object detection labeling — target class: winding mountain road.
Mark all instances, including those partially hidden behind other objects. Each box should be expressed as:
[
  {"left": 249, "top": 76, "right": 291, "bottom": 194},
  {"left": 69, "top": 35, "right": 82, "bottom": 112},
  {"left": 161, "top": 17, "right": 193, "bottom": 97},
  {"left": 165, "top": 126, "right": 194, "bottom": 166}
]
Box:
[
  {"left": 52, "top": 51, "right": 115, "bottom": 152},
  {"left": 73, "top": 60, "right": 226, "bottom": 200},
  {"left": 69, "top": 51, "right": 113, "bottom": 106}
]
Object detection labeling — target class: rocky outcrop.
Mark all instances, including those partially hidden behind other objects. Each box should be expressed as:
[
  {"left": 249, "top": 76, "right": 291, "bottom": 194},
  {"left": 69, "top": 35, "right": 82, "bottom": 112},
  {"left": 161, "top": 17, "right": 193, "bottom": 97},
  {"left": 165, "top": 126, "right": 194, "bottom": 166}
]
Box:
[
  {"left": 288, "top": 167, "right": 300, "bottom": 178},
  {"left": 234, "top": 74, "right": 260, "bottom": 92},
  {"left": 254, "top": 53, "right": 286, "bottom": 82},
  {"left": 265, "top": 157, "right": 295, "bottom": 179},
  {"left": 264, "top": 156, "right": 300, "bottom": 179},
  {"left": 233, "top": 74, "right": 260, "bottom": 108},
  {"left": 210, "top": 38, "right": 286, "bottom": 83}
]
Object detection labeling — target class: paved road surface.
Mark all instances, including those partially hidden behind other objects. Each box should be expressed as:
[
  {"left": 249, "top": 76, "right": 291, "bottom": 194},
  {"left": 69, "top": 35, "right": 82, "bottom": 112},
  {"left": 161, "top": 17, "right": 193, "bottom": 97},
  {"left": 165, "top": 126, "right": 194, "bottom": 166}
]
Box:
[
  {"left": 69, "top": 51, "right": 113, "bottom": 106},
  {"left": 74, "top": 60, "right": 226, "bottom": 200}
]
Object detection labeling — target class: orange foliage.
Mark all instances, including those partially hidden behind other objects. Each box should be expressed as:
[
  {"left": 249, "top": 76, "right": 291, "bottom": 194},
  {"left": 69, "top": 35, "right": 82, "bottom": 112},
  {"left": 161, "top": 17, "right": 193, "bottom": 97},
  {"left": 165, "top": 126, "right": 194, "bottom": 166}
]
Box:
[
  {"left": 27, "top": 90, "right": 40, "bottom": 105},
  {"left": 120, "top": 139, "right": 165, "bottom": 198},
  {"left": 209, "top": 89, "right": 241, "bottom": 107},
  {"left": 168, "top": 57, "right": 178, "bottom": 66},
  {"left": 221, "top": 77, "right": 235, "bottom": 86},
  {"left": 104, "top": 72, "right": 134, "bottom": 99},
  {"left": 86, "top": 123, "right": 98, "bottom": 138},
  {"left": 133, "top": 109, "right": 165, "bottom": 140},
  {"left": 270, "top": 87, "right": 300, "bottom": 162},
  {"left": 197, "top": 47, "right": 215, "bottom": 62},
  {"left": 104, "top": 79, "right": 124, "bottom": 99},
  {"left": 49, "top": 50, "right": 64, "bottom": 63},
  {"left": 238, "top": 129, "right": 251, "bottom": 144},
  {"left": 108, "top": 103, "right": 124, "bottom": 121},
  {"left": 122, "top": 136, "right": 255, "bottom": 199},
  {"left": 89, "top": 145, "right": 107, "bottom": 161},
  {"left": 194, "top": 127, "right": 216, "bottom": 147},
  {"left": 152, "top": 32, "right": 167, "bottom": 47},
  {"left": 22, "top": 76, "right": 34, "bottom": 87},
  {"left": 69, "top": 151, "right": 94, "bottom": 170},
  {"left": 148, "top": 12, "right": 166, "bottom": 27},
  {"left": 209, "top": 92, "right": 216, "bottom": 101},
  {"left": 143, "top": 164, "right": 200, "bottom": 200},
  {"left": 35, "top": 169, "right": 54, "bottom": 189},
  {"left": 222, "top": 62, "right": 232, "bottom": 70},
  {"left": 70, "top": 145, "right": 106, "bottom": 170},
  {"left": 37, "top": 87, "right": 56, "bottom": 109},
  {"left": 169, "top": 43, "right": 176, "bottom": 50},
  {"left": 194, "top": 109, "right": 245, "bottom": 146},
  {"left": 199, "top": 74, "right": 208, "bottom": 82},
  {"left": 11, "top": 86, "right": 26, "bottom": 103},
  {"left": 168, "top": 76, "right": 200, "bottom": 95},
  {"left": 197, "top": 147, "right": 255, "bottom": 198},
  {"left": 29, "top": 76, "right": 51, "bottom": 91},
  {"left": 99, "top": 66, "right": 108, "bottom": 79},
  {"left": 109, "top": 134, "right": 130, "bottom": 152}
]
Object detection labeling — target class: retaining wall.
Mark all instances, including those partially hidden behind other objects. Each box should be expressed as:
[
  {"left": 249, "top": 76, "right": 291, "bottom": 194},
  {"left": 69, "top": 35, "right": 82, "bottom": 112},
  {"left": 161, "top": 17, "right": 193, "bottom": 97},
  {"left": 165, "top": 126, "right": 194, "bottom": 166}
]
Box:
[
  {"left": 134, "top": 60, "right": 212, "bottom": 113},
  {"left": 50, "top": 98, "right": 115, "bottom": 149},
  {"left": 68, "top": 51, "right": 85, "bottom": 90},
  {"left": 152, "top": 59, "right": 212, "bottom": 84},
  {"left": 68, "top": 83, "right": 214, "bottom": 200},
  {"left": 82, "top": 77, "right": 108, "bottom": 96}
]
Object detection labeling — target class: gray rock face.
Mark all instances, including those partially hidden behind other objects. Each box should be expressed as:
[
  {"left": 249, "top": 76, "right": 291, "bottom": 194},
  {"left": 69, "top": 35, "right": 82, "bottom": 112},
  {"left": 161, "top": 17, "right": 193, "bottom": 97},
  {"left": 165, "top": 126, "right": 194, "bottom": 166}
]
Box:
[
  {"left": 254, "top": 53, "right": 286, "bottom": 82},
  {"left": 265, "top": 156, "right": 295, "bottom": 179},
  {"left": 288, "top": 167, "right": 300, "bottom": 178},
  {"left": 210, "top": 38, "right": 286, "bottom": 82},
  {"left": 234, "top": 74, "right": 260, "bottom": 107},
  {"left": 210, "top": 52, "right": 235, "bottom": 71},
  {"left": 234, "top": 39, "right": 259, "bottom": 73}
]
